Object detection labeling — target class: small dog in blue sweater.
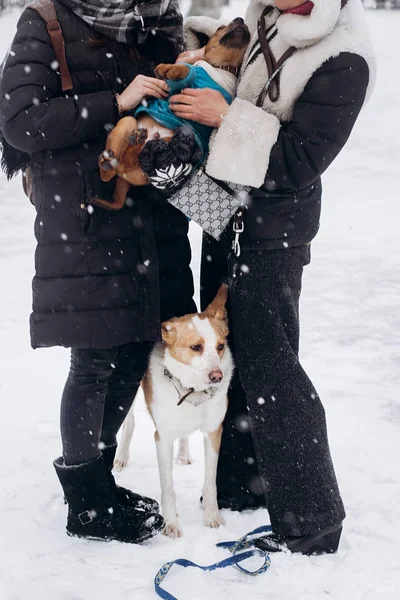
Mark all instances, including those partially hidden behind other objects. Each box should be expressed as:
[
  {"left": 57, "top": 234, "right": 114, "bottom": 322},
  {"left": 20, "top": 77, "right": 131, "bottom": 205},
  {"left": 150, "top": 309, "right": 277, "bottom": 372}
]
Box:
[{"left": 96, "top": 18, "right": 250, "bottom": 210}]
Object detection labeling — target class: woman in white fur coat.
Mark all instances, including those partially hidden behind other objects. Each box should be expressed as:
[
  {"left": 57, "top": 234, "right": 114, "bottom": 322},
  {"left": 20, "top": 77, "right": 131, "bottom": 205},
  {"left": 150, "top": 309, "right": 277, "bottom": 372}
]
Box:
[{"left": 170, "top": 0, "right": 374, "bottom": 554}]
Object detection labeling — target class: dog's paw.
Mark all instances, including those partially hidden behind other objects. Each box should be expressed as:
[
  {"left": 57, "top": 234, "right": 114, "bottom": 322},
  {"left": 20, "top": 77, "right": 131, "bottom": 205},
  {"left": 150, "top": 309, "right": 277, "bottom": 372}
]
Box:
[
  {"left": 98, "top": 149, "right": 119, "bottom": 181},
  {"left": 155, "top": 63, "right": 190, "bottom": 81},
  {"left": 163, "top": 522, "right": 183, "bottom": 539},
  {"left": 204, "top": 510, "right": 225, "bottom": 529},
  {"left": 175, "top": 455, "right": 192, "bottom": 466},
  {"left": 113, "top": 455, "right": 129, "bottom": 472},
  {"left": 128, "top": 128, "right": 148, "bottom": 147}
]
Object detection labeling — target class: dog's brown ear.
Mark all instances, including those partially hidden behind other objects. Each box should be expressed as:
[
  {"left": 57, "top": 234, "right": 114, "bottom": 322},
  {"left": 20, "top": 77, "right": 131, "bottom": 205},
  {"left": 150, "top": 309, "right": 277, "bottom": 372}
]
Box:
[
  {"left": 204, "top": 284, "right": 229, "bottom": 320},
  {"left": 161, "top": 321, "right": 177, "bottom": 344}
]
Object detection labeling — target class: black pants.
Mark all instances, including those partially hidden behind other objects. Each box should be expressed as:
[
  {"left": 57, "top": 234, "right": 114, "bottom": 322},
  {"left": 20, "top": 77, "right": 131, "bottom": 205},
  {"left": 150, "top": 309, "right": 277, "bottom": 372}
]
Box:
[
  {"left": 60, "top": 342, "right": 153, "bottom": 466},
  {"left": 201, "top": 234, "right": 346, "bottom": 536}
]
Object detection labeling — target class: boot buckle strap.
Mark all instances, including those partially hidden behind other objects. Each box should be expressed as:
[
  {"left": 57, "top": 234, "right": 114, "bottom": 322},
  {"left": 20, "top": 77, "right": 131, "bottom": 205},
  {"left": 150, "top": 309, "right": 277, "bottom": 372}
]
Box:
[{"left": 78, "top": 510, "right": 94, "bottom": 525}]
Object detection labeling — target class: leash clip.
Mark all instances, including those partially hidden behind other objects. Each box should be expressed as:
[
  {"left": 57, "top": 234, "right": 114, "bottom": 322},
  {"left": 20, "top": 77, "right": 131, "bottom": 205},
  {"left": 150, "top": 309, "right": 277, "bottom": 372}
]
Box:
[{"left": 232, "top": 209, "right": 245, "bottom": 257}]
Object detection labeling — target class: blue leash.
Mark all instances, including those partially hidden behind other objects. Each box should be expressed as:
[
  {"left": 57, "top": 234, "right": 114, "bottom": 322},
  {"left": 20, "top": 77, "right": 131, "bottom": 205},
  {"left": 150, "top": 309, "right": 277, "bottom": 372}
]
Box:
[{"left": 154, "top": 525, "right": 272, "bottom": 600}]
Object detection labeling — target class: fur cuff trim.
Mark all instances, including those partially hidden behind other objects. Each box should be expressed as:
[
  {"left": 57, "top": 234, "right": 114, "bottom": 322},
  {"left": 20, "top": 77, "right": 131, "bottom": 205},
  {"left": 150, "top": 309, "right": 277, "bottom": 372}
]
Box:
[
  {"left": 206, "top": 98, "right": 280, "bottom": 188},
  {"left": 184, "top": 16, "right": 226, "bottom": 51}
]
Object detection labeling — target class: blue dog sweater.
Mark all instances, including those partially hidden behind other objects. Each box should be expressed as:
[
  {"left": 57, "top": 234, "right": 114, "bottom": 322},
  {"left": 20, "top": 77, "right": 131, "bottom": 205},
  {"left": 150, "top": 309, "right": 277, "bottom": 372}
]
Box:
[{"left": 134, "top": 62, "right": 236, "bottom": 161}]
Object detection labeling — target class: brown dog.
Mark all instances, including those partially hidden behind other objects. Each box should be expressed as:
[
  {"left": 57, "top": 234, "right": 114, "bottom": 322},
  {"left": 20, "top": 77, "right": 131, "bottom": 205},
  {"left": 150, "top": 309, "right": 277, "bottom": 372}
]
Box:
[{"left": 95, "top": 18, "right": 250, "bottom": 210}]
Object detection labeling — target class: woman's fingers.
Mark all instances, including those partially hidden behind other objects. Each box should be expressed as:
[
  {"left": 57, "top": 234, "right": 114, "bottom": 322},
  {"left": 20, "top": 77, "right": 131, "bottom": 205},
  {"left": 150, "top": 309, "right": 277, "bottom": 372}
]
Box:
[
  {"left": 169, "top": 93, "right": 195, "bottom": 107},
  {"left": 170, "top": 88, "right": 229, "bottom": 128},
  {"left": 142, "top": 82, "right": 169, "bottom": 98},
  {"left": 169, "top": 103, "right": 195, "bottom": 115},
  {"left": 169, "top": 99, "right": 196, "bottom": 121},
  {"left": 176, "top": 48, "right": 205, "bottom": 64},
  {"left": 169, "top": 89, "right": 201, "bottom": 107},
  {"left": 172, "top": 110, "right": 195, "bottom": 120},
  {"left": 141, "top": 79, "right": 169, "bottom": 96},
  {"left": 119, "top": 74, "right": 171, "bottom": 110},
  {"left": 176, "top": 50, "right": 195, "bottom": 63},
  {"left": 181, "top": 88, "right": 200, "bottom": 96},
  {"left": 142, "top": 76, "right": 170, "bottom": 92},
  {"left": 172, "top": 111, "right": 196, "bottom": 120}
]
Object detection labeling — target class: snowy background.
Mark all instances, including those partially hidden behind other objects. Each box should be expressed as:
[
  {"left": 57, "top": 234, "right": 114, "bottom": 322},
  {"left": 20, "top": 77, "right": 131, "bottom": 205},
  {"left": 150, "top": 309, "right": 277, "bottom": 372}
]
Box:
[{"left": 1, "top": 2, "right": 400, "bottom": 599}]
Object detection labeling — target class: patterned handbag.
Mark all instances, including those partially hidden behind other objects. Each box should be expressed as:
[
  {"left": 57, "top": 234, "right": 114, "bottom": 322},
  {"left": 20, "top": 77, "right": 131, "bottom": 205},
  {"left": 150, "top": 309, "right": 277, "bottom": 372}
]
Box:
[{"left": 165, "top": 167, "right": 250, "bottom": 240}]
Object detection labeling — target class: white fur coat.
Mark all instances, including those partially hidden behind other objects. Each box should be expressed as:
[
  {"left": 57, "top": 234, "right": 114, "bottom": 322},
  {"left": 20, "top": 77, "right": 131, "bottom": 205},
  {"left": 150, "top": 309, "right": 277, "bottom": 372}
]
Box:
[{"left": 184, "top": 0, "right": 376, "bottom": 187}]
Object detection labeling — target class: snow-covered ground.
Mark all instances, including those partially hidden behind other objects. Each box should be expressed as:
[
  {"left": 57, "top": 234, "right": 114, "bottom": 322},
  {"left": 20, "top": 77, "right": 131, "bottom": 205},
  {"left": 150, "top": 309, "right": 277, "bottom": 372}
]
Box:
[{"left": 1, "top": 3, "right": 400, "bottom": 599}]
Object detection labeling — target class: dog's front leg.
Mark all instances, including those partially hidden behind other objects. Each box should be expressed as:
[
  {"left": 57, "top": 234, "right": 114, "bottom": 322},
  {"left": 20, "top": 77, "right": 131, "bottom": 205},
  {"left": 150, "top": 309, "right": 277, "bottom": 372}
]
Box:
[
  {"left": 155, "top": 432, "right": 182, "bottom": 538},
  {"left": 93, "top": 177, "right": 131, "bottom": 211},
  {"left": 202, "top": 425, "right": 225, "bottom": 529}
]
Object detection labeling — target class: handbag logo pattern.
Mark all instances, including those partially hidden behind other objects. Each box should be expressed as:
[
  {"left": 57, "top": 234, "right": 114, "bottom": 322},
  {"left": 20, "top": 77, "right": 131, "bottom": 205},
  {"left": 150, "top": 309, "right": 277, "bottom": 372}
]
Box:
[{"left": 167, "top": 168, "right": 250, "bottom": 240}]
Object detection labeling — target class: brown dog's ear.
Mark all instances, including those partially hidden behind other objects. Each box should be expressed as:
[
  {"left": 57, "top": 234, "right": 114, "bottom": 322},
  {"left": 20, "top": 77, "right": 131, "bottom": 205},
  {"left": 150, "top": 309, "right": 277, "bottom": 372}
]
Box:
[
  {"left": 161, "top": 321, "right": 177, "bottom": 344},
  {"left": 204, "top": 284, "right": 229, "bottom": 320}
]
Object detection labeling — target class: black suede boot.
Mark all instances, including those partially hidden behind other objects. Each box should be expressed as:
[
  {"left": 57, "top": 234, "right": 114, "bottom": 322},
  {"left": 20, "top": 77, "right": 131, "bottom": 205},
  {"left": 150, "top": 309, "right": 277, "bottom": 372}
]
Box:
[
  {"left": 217, "top": 493, "right": 268, "bottom": 512},
  {"left": 102, "top": 445, "right": 159, "bottom": 513},
  {"left": 254, "top": 523, "right": 343, "bottom": 556},
  {"left": 54, "top": 456, "right": 164, "bottom": 543}
]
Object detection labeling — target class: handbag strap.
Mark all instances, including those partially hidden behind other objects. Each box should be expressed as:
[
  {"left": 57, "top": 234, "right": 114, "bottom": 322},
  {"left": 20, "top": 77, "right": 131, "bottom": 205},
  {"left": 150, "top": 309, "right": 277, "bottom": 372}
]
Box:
[
  {"left": 256, "top": 6, "right": 297, "bottom": 105},
  {"left": 204, "top": 170, "right": 247, "bottom": 258},
  {"left": 206, "top": 171, "right": 247, "bottom": 205},
  {"left": 29, "top": 0, "right": 73, "bottom": 92}
]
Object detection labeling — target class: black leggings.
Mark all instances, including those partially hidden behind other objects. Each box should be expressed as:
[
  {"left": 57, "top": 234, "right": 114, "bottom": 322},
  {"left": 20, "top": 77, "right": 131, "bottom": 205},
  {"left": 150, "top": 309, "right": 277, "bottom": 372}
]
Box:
[{"left": 60, "top": 342, "right": 153, "bottom": 466}]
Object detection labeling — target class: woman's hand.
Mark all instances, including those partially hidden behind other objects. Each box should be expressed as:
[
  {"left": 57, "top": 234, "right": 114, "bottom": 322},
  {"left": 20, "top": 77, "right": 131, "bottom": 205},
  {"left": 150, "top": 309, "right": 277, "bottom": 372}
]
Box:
[
  {"left": 118, "top": 75, "right": 169, "bottom": 112},
  {"left": 176, "top": 47, "right": 205, "bottom": 65},
  {"left": 169, "top": 88, "right": 229, "bottom": 128}
]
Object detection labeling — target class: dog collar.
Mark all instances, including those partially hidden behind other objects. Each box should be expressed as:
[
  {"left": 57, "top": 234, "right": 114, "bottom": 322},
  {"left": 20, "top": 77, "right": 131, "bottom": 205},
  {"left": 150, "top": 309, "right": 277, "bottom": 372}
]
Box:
[
  {"left": 218, "top": 65, "right": 239, "bottom": 77},
  {"left": 163, "top": 369, "right": 217, "bottom": 407}
]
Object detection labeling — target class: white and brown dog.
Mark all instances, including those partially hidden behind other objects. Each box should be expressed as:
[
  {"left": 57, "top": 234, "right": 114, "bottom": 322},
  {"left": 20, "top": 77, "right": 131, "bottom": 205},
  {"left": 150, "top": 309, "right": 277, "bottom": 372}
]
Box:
[{"left": 114, "top": 285, "right": 233, "bottom": 538}]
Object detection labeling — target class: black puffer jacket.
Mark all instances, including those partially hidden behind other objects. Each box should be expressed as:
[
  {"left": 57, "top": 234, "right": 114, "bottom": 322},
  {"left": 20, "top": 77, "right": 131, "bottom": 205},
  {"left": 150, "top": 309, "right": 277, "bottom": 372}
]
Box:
[
  {"left": 0, "top": 1, "right": 195, "bottom": 349},
  {"left": 244, "top": 52, "right": 369, "bottom": 248}
]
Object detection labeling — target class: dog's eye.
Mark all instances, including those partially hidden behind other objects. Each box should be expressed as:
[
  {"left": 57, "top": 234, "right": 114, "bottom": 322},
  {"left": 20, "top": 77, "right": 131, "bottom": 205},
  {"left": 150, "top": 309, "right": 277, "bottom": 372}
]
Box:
[
  {"left": 217, "top": 344, "right": 225, "bottom": 351},
  {"left": 190, "top": 344, "right": 203, "bottom": 352}
]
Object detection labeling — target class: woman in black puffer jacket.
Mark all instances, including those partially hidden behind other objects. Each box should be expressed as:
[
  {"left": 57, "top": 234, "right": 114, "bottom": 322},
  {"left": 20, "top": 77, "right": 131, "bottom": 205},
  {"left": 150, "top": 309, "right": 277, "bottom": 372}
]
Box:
[{"left": 0, "top": 0, "right": 196, "bottom": 544}]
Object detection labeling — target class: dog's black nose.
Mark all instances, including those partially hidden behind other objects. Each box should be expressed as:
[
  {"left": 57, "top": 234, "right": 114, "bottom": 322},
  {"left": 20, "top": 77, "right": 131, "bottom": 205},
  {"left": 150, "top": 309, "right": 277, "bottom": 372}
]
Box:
[
  {"left": 209, "top": 370, "right": 223, "bottom": 384},
  {"left": 233, "top": 17, "right": 244, "bottom": 25}
]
